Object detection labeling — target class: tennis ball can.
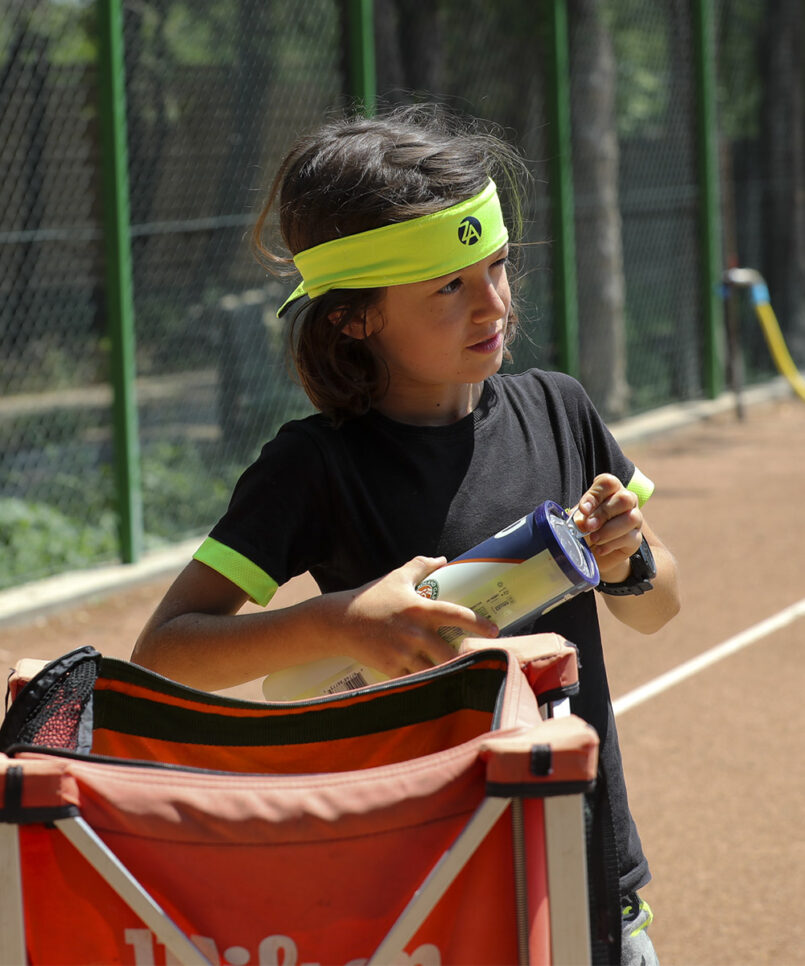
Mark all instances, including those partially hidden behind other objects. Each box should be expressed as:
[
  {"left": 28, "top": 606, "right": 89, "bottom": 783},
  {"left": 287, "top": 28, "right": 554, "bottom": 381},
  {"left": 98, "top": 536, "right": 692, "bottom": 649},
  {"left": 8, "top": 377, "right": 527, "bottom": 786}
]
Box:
[
  {"left": 415, "top": 500, "right": 599, "bottom": 643},
  {"left": 261, "top": 501, "right": 599, "bottom": 701}
]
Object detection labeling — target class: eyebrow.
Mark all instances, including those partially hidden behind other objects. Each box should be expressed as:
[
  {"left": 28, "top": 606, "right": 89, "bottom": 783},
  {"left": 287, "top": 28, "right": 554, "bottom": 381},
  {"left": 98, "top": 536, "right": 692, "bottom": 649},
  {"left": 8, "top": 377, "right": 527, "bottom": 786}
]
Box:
[{"left": 431, "top": 245, "right": 510, "bottom": 286}]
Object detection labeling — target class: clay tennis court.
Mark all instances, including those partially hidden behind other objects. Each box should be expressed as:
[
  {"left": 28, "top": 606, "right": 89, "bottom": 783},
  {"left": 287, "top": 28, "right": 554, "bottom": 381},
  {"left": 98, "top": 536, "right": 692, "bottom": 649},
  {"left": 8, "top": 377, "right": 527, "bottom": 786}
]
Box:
[{"left": 2, "top": 392, "right": 804, "bottom": 964}]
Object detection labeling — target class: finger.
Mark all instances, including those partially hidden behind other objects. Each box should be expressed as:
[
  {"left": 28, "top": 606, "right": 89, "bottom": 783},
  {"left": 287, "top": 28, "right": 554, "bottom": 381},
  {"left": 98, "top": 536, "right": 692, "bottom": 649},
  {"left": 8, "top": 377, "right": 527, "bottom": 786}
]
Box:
[
  {"left": 580, "top": 485, "right": 639, "bottom": 536},
  {"left": 431, "top": 601, "right": 499, "bottom": 641},
  {"left": 573, "top": 474, "right": 622, "bottom": 531},
  {"left": 382, "top": 607, "right": 498, "bottom": 677},
  {"left": 592, "top": 527, "right": 642, "bottom": 560},
  {"left": 383, "top": 629, "right": 455, "bottom": 677},
  {"left": 399, "top": 554, "right": 449, "bottom": 586},
  {"left": 577, "top": 474, "right": 621, "bottom": 512},
  {"left": 588, "top": 501, "right": 643, "bottom": 547}
]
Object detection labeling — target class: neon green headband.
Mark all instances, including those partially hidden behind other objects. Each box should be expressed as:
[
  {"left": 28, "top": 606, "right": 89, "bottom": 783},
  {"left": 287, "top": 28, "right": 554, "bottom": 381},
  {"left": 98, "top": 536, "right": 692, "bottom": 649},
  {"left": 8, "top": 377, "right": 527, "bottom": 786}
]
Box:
[{"left": 277, "top": 180, "right": 508, "bottom": 317}]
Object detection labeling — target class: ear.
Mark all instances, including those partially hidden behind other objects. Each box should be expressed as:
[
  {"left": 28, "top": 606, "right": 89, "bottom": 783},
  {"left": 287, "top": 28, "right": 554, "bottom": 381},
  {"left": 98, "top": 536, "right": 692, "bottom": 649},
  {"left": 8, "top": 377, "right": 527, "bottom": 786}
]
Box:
[{"left": 330, "top": 305, "right": 382, "bottom": 340}]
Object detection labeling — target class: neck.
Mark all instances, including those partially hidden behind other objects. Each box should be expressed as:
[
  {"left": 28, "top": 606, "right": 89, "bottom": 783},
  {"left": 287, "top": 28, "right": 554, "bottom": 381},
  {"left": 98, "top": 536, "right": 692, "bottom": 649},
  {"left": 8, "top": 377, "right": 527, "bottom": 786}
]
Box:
[{"left": 373, "top": 382, "right": 484, "bottom": 426}]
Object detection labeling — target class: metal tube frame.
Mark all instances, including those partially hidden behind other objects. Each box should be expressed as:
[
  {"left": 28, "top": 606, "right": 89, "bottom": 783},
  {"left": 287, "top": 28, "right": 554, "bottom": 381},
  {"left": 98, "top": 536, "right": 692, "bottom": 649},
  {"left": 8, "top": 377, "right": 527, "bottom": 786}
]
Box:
[
  {"left": 97, "top": 0, "right": 143, "bottom": 564},
  {"left": 345, "top": 0, "right": 376, "bottom": 116},
  {"left": 55, "top": 816, "right": 213, "bottom": 966},
  {"left": 544, "top": 0, "right": 580, "bottom": 379},
  {"left": 0, "top": 823, "right": 26, "bottom": 965}
]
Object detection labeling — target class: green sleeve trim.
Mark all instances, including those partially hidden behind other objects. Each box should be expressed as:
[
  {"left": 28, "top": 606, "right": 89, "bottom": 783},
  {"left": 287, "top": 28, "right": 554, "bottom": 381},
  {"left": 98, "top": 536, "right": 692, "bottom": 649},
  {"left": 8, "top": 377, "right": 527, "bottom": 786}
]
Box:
[
  {"left": 628, "top": 467, "right": 655, "bottom": 507},
  {"left": 193, "top": 537, "right": 278, "bottom": 606}
]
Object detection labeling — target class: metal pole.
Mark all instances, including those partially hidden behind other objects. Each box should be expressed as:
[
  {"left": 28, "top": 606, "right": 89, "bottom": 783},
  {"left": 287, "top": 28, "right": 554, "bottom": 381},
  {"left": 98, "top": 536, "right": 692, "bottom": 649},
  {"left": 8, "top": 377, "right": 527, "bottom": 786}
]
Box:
[
  {"left": 367, "top": 797, "right": 512, "bottom": 964},
  {"left": 346, "top": 0, "right": 376, "bottom": 117},
  {"left": 544, "top": 795, "right": 592, "bottom": 965},
  {"left": 692, "top": 0, "right": 723, "bottom": 399},
  {"left": 545, "top": 0, "right": 579, "bottom": 378},
  {"left": 55, "top": 817, "right": 214, "bottom": 965},
  {"left": 0, "top": 825, "right": 26, "bottom": 965},
  {"left": 97, "top": 0, "right": 142, "bottom": 562}
]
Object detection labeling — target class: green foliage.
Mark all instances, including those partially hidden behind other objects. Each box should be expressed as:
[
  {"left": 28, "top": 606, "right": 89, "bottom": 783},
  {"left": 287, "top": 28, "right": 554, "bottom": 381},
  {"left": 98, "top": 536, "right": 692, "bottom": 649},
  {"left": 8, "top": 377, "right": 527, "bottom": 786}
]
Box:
[
  {"left": 140, "top": 440, "right": 234, "bottom": 537},
  {"left": 0, "top": 439, "right": 244, "bottom": 588},
  {"left": 0, "top": 410, "right": 92, "bottom": 459},
  {"left": 0, "top": 338, "right": 106, "bottom": 396},
  {"left": 604, "top": 0, "right": 765, "bottom": 140},
  {"left": 605, "top": 1, "right": 671, "bottom": 138},
  {"left": 135, "top": 294, "right": 217, "bottom": 375},
  {"left": 0, "top": 497, "right": 118, "bottom": 591},
  {"left": 715, "top": 0, "right": 764, "bottom": 138},
  {"left": 0, "top": 1, "right": 96, "bottom": 68},
  {"left": 154, "top": 0, "right": 339, "bottom": 72},
  {"left": 163, "top": 3, "right": 236, "bottom": 65}
]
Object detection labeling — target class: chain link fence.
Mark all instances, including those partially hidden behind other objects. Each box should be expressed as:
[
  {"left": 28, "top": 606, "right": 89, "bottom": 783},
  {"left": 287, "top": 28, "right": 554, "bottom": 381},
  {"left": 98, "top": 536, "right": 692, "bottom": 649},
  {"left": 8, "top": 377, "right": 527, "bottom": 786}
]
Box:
[
  {"left": 716, "top": 0, "right": 805, "bottom": 387},
  {"left": 1, "top": 0, "right": 803, "bottom": 589},
  {"left": 1, "top": 3, "right": 119, "bottom": 585},
  {"left": 122, "top": 1, "right": 340, "bottom": 541},
  {"left": 1, "top": 0, "right": 342, "bottom": 588}
]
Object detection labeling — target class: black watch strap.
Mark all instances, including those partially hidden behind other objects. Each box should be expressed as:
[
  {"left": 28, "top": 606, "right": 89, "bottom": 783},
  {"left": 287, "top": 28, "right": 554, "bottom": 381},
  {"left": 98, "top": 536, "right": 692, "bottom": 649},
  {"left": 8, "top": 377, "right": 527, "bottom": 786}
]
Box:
[{"left": 597, "top": 536, "right": 657, "bottom": 596}]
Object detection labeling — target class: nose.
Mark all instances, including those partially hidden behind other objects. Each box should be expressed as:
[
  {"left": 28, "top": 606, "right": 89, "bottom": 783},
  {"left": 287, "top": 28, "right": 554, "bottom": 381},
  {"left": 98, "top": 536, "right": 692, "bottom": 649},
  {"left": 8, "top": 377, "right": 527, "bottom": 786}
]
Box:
[{"left": 471, "top": 271, "right": 509, "bottom": 323}]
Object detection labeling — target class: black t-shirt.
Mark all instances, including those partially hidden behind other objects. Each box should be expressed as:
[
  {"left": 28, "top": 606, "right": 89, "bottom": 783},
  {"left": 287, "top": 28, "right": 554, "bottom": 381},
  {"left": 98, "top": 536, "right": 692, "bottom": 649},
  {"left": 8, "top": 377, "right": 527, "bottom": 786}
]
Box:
[{"left": 197, "top": 369, "right": 652, "bottom": 893}]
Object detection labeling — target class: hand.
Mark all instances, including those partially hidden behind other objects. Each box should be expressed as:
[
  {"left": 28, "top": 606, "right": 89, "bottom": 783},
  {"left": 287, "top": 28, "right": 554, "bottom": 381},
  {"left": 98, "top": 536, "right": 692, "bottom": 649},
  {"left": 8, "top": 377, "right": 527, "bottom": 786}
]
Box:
[
  {"left": 329, "top": 555, "right": 499, "bottom": 679},
  {"left": 572, "top": 474, "right": 643, "bottom": 583}
]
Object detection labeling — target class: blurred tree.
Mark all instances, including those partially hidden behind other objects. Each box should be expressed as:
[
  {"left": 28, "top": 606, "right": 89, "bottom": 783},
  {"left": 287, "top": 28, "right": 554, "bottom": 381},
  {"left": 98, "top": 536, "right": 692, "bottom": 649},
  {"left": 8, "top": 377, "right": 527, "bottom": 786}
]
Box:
[
  {"left": 569, "top": 0, "right": 628, "bottom": 418},
  {"left": 374, "top": 0, "right": 444, "bottom": 101},
  {"left": 667, "top": 0, "right": 699, "bottom": 400},
  {"left": 123, "top": 0, "right": 172, "bottom": 229}
]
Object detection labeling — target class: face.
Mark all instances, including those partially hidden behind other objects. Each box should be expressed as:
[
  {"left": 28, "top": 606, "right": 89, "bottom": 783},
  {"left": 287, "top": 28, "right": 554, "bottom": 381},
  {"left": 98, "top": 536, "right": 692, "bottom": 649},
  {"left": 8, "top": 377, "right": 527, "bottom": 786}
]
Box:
[{"left": 351, "top": 245, "right": 511, "bottom": 421}]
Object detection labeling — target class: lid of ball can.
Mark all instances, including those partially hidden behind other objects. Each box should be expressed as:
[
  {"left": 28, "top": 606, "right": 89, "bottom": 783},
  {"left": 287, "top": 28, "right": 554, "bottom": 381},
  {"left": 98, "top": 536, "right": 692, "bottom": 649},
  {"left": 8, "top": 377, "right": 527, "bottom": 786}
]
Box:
[{"left": 534, "top": 501, "right": 600, "bottom": 587}]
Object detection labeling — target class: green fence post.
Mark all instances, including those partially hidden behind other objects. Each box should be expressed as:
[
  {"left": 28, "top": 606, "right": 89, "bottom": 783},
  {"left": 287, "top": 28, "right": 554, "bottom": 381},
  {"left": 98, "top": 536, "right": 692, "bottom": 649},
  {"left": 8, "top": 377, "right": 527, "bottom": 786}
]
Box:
[
  {"left": 97, "top": 0, "right": 142, "bottom": 563},
  {"left": 544, "top": 0, "right": 579, "bottom": 378},
  {"left": 692, "top": 0, "right": 723, "bottom": 399},
  {"left": 346, "top": 0, "right": 376, "bottom": 117}
]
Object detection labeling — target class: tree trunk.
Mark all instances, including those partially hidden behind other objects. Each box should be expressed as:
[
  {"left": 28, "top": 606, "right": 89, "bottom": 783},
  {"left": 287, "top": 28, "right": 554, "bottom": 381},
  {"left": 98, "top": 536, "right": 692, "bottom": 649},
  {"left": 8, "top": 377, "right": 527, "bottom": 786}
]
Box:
[
  {"left": 667, "top": 0, "right": 699, "bottom": 399},
  {"left": 373, "top": 0, "right": 443, "bottom": 102},
  {"left": 568, "top": 0, "right": 629, "bottom": 419}
]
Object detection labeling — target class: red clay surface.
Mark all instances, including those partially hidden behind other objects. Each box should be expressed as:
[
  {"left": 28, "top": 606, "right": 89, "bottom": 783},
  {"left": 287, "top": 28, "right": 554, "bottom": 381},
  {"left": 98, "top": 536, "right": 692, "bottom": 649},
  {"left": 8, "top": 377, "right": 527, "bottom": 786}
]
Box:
[{"left": 2, "top": 395, "right": 805, "bottom": 964}]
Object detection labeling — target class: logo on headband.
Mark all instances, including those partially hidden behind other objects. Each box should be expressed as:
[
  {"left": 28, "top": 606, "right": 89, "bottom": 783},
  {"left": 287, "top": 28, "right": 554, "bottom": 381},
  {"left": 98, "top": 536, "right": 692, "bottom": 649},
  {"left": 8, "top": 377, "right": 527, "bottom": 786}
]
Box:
[{"left": 458, "top": 216, "right": 482, "bottom": 246}]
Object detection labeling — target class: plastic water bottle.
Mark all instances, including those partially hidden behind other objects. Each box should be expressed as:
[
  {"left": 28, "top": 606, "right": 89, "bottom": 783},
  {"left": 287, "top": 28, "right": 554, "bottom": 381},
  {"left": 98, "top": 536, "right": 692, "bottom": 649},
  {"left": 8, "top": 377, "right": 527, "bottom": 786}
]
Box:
[{"left": 261, "top": 501, "right": 599, "bottom": 701}]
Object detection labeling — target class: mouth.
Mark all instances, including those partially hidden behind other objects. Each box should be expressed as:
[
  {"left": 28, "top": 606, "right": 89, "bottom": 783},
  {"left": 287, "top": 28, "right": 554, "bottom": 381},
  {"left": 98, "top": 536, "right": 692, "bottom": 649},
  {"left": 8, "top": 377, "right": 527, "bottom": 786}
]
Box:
[{"left": 468, "top": 331, "right": 504, "bottom": 354}]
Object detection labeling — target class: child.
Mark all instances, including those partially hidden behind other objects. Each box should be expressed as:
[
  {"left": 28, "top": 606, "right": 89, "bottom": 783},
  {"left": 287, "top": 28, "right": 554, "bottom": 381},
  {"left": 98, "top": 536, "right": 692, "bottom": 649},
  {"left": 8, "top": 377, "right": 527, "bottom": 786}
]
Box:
[{"left": 132, "top": 105, "right": 679, "bottom": 964}]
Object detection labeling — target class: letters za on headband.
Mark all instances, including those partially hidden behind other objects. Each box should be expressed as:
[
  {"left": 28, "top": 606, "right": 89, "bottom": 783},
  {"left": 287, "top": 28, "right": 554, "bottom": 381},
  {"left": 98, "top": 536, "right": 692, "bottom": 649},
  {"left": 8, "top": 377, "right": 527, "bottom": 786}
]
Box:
[{"left": 277, "top": 180, "right": 509, "bottom": 317}]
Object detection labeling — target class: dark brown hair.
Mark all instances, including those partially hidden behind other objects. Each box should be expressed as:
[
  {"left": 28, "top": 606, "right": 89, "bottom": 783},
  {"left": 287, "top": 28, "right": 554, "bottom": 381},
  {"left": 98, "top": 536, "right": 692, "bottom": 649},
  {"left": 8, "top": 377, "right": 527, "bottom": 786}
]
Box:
[{"left": 252, "top": 104, "right": 526, "bottom": 422}]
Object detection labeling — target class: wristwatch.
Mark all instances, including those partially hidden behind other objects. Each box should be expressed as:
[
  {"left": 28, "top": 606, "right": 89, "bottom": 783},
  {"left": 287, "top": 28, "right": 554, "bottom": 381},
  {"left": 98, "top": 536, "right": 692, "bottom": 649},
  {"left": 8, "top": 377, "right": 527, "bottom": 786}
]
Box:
[{"left": 597, "top": 536, "right": 657, "bottom": 596}]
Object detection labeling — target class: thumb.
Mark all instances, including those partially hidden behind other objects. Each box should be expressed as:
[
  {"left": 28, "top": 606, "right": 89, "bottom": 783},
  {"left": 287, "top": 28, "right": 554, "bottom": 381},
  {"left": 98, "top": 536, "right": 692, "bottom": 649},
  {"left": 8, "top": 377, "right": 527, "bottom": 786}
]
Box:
[{"left": 573, "top": 473, "right": 621, "bottom": 531}]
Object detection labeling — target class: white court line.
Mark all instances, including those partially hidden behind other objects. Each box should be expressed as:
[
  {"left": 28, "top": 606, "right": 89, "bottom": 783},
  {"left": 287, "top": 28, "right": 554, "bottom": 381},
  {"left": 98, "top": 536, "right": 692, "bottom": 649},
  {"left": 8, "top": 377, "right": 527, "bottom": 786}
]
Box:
[{"left": 613, "top": 597, "right": 805, "bottom": 717}]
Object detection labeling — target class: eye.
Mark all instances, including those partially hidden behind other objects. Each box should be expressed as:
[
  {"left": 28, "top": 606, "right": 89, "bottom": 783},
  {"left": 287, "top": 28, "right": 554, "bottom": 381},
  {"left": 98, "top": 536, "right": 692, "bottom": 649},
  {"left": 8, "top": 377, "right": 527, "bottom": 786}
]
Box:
[{"left": 438, "top": 276, "right": 463, "bottom": 295}]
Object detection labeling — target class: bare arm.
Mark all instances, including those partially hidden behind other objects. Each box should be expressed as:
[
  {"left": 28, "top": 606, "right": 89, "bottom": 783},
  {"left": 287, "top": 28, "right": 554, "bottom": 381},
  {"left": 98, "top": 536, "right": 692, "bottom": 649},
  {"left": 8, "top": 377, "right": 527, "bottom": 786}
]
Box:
[
  {"left": 573, "top": 474, "right": 681, "bottom": 634},
  {"left": 131, "top": 556, "right": 499, "bottom": 691}
]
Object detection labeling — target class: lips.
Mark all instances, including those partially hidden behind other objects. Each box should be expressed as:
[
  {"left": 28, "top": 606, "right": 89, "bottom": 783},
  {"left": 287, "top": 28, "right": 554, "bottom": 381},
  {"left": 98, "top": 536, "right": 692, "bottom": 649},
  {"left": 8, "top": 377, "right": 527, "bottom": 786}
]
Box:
[{"left": 468, "top": 331, "right": 503, "bottom": 353}]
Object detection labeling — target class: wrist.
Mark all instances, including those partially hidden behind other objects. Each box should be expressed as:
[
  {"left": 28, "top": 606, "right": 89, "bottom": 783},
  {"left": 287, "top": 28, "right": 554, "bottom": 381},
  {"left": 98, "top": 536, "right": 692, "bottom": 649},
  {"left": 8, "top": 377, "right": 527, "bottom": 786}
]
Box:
[{"left": 597, "top": 537, "right": 657, "bottom": 597}]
